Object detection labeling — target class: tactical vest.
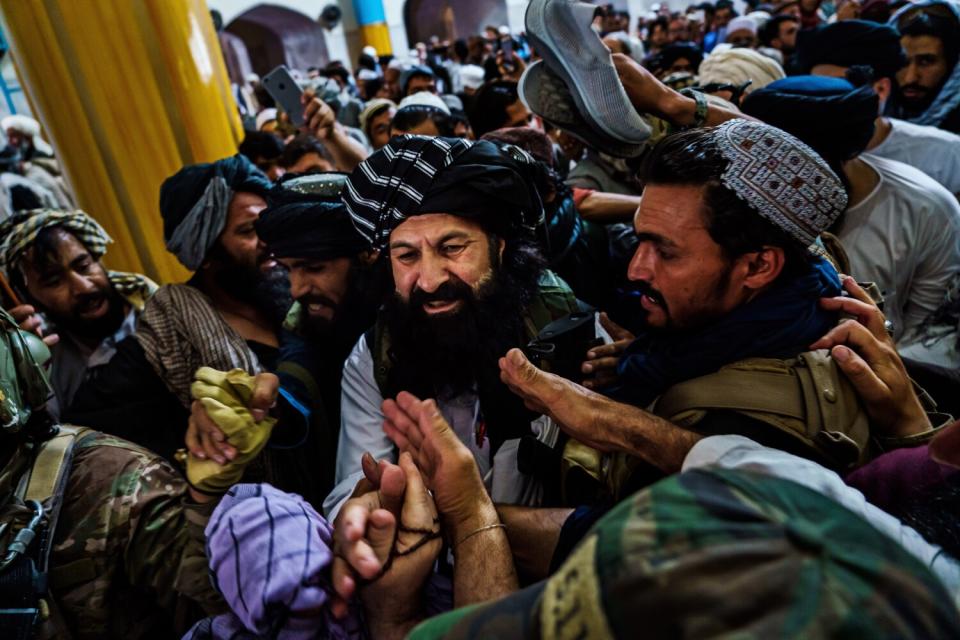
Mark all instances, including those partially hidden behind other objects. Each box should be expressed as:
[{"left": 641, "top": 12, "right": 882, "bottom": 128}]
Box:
[
  {"left": 0, "top": 425, "right": 89, "bottom": 639},
  {"left": 562, "top": 350, "right": 875, "bottom": 503},
  {"left": 367, "top": 270, "right": 581, "bottom": 396}
]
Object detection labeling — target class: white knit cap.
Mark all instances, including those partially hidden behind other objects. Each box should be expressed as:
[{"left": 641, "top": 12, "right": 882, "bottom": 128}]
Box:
[
  {"left": 255, "top": 108, "right": 278, "bottom": 131},
  {"left": 726, "top": 16, "right": 759, "bottom": 35},
  {"left": 1, "top": 115, "right": 54, "bottom": 157},
  {"left": 398, "top": 91, "right": 451, "bottom": 115},
  {"left": 460, "top": 64, "right": 486, "bottom": 90}
]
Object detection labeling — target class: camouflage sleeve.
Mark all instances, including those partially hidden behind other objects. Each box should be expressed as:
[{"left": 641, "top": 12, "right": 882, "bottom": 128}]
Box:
[
  {"left": 112, "top": 439, "right": 224, "bottom": 614},
  {"left": 54, "top": 431, "right": 225, "bottom": 635}
]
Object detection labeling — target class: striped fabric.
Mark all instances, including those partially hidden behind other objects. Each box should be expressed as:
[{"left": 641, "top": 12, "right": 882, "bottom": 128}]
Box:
[
  {"left": 0, "top": 208, "right": 112, "bottom": 277},
  {"left": 134, "top": 284, "right": 261, "bottom": 408},
  {"left": 342, "top": 134, "right": 474, "bottom": 249},
  {"left": 202, "top": 483, "right": 359, "bottom": 639}
]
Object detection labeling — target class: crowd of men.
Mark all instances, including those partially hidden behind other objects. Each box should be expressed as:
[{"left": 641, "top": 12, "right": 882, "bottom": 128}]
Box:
[{"left": 1, "top": 0, "right": 960, "bottom": 637}]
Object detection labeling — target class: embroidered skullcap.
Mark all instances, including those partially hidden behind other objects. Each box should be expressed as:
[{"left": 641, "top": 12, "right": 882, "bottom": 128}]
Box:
[
  {"left": 257, "top": 175, "right": 367, "bottom": 260},
  {"left": 342, "top": 135, "right": 544, "bottom": 249},
  {"left": 713, "top": 119, "right": 847, "bottom": 247},
  {"left": 159, "top": 154, "right": 272, "bottom": 271},
  {"left": 0, "top": 208, "right": 112, "bottom": 278}
]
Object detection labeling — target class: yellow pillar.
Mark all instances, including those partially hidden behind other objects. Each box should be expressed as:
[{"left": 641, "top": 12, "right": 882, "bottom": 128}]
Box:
[{"left": 0, "top": 0, "right": 244, "bottom": 284}]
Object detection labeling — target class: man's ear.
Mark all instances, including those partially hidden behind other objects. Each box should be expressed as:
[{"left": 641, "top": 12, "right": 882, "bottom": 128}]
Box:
[
  {"left": 359, "top": 249, "right": 379, "bottom": 266},
  {"left": 873, "top": 77, "right": 892, "bottom": 107},
  {"left": 739, "top": 246, "right": 785, "bottom": 291},
  {"left": 497, "top": 236, "right": 506, "bottom": 261}
]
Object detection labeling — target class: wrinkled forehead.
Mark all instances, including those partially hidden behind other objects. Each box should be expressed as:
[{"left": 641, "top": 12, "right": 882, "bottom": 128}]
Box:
[{"left": 389, "top": 213, "right": 486, "bottom": 246}]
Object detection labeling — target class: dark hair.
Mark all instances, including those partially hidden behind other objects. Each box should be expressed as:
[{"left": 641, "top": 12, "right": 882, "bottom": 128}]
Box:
[
  {"left": 10, "top": 185, "right": 42, "bottom": 212},
  {"left": 640, "top": 129, "right": 813, "bottom": 279},
  {"left": 321, "top": 62, "right": 350, "bottom": 84},
  {"left": 648, "top": 17, "right": 670, "bottom": 39},
  {"left": 469, "top": 80, "right": 520, "bottom": 137},
  {"left": 363, "top": 77, "right": 384, "bottom": 101},
  {"left": 454, "top": 38, "right": 469, "bottom": 61},
  {"left": 9, "top": 224, "right": 80, "bottom": 297},
  {"left": 357, "top": 53, "right": 377, "bottom": 71},
  {"left": 238, "top": 131, "right": 284, "bottom": 162},
  {"left": 759, "top": 14, "right": 798, "bottom": 46},
  {"left": 716, "top": 0, "right": 736, "bottom": 11},
  {"left": 481, "top": 127, "right": 556, "bottom": 167},
  {"left": 391, "top": 106, "right": 454, "bottom": 136},
  {"left": 253, "top": 84, "right": 276, "bottom": 109},
  {"left": 281, "top": 134, "right": 334, "bottom": 169},
  {"left": 899, "top": 12, "right": 960, "bottom": 70}
]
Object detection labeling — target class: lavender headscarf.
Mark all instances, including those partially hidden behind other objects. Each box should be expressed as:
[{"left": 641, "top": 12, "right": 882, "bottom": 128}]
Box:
[{"left": 185, "top": 484, "right": 361, "bottom": 640}]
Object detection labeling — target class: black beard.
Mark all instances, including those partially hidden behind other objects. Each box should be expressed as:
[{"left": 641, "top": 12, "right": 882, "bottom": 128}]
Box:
[
  {"left": 383, "top": 259, "right": 534, "bottom": 398},
  {"left": 47, "top": 286, "right": 127, "bottom": 343},
  {"left": 297, "top": 264, "right": 379, "bottom": 358},
  {"left": 214, "top": 261, "right": 292, "bottom": 327}
]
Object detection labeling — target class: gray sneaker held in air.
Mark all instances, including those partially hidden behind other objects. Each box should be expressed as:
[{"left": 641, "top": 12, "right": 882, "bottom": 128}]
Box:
[
  {"left": 519, "top": 60, "right": 647, "bottom": 158},
  {"left": 525, "top": 0, "right": 652, "bottom": 145}
]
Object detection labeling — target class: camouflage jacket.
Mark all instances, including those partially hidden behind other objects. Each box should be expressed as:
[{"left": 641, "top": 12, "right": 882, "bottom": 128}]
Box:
[{"left": 4, "top": 430, "right": 225, "bottom": 639}]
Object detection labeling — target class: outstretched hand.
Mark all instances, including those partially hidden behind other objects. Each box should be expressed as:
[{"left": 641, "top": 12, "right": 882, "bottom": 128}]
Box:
[
  {"left": 331, "top": 452, "right": 441, "bottom": 631},
  {"left": 185, "top": 372, "right": 278, "bottom": 465},
  {"left": 811, "top": 276, "right": 930, "bottom": 438},
  {"left": 582, "top": 312, "right": 634, "bottom": 389},
  {"left": 383, "top": 391, "right": 488, "bottom": 527},
  {"left": 499, "top": 348, "right": 626, "bottom": 453}
]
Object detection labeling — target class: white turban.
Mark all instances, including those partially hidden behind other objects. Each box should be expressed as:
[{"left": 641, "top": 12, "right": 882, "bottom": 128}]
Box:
[
  {"left": 726, "top": 16, "right": 759, "bottom": 35},
  {"left": 698, "top": 47, "right": 786, "bottom": 94},
  {"left": 1, "top": 115, "right": 54, "bottom": 157}
]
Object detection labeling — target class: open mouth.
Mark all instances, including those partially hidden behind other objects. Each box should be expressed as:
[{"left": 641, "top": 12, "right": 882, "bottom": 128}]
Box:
[
  {"left": 306, "top": 302, "right": 333, "bottom": 317},
  {"left": 78, "top": 296, "right": 108, "bottom": 317},
  {"left": 423, "top": 299, "right": 461, "bottom": 314}
]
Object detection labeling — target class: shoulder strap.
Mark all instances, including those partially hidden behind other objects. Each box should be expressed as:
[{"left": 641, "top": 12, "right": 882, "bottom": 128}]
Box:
[
  {"left": 18, "top": 425, "right": 90, "bottom": 572},
  {"left": 368, "top": 321, "right": 390, "bottom": 398}
]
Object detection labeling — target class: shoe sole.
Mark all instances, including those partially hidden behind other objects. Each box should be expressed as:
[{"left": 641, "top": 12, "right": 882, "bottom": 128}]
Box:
[
  {"left": 525, "top": 0, "right": 651, "bottom": 144},
  {"left": 520, "top": 61, "right": 646, "bottom": 158}
]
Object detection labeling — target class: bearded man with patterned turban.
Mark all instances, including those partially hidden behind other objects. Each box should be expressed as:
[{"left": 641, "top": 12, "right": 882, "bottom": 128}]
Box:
[
  {"left": 0, "top": 208, "right": 157, "bottom": 412},
  {"left": 62, "top": 155, "right": 336, "bottom": 509}
]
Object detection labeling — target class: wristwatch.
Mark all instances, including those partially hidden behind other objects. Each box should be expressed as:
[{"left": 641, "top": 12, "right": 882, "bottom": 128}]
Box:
[{"left": 678, "top": 88, "right": 709, "bottom": 130}]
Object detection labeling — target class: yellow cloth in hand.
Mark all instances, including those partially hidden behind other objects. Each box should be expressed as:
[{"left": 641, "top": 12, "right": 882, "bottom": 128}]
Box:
[{"left": 186, "top": 367, "right": 277, "bottom": 493}]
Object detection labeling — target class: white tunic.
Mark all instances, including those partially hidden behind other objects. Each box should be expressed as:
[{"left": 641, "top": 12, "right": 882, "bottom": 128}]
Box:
[
  {"left": 867, "top": 118, "right": 960, "bottom": 196},
  {"left": 835, "top": 155, "right": 960, "bottom": 367},
  {"left": 324, "top": 333, "right": 543, "bottom": 518}
]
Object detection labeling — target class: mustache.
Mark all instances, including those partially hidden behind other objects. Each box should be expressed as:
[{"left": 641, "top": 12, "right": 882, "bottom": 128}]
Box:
[
  {"left": 409, "top": 278, "right": 474, "bottom": 307},
  {"left": 74, "top": 291, "right": 108, "bottom": 313},
  {"left": 630, "top": 280, "right": 667, "bottom": 307},
  {"left": 298, "top": 293, "right": 339, "bottom": 310},
  {"left": 900, "top": 83, "right": 931, "bottom": 96}
]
